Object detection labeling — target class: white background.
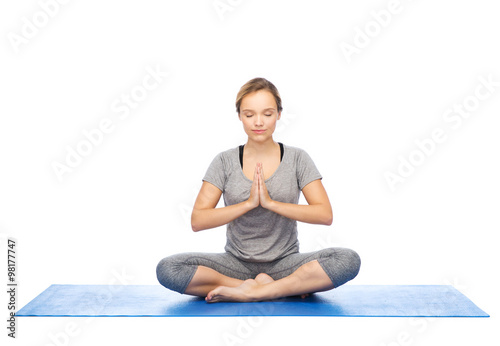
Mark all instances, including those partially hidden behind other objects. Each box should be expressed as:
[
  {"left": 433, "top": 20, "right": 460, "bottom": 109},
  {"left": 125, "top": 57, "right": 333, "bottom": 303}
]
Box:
[{"left": 1, "top": 0, "right": 499, "bottom": 345}]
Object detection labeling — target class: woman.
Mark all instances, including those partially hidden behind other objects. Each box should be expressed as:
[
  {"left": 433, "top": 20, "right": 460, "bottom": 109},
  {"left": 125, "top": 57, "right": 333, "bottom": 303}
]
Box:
[{"left": 156, "top": 77, "right": 360, "bottom": 303}]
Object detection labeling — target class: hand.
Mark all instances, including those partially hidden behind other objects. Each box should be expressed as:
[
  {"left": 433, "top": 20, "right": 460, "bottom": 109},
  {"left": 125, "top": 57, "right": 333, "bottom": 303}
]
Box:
[
  {"left": 246, "top": 164, "right": 260, "bottom": 209},
  {"left": 257, "top": 163, "right": 273, "bottom": 209}
]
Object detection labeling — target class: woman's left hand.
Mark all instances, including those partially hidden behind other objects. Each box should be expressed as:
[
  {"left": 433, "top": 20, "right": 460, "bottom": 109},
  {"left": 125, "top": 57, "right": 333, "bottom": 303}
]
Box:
[{"left": 257, "top": 163, "right": 274, "bottom": 209}]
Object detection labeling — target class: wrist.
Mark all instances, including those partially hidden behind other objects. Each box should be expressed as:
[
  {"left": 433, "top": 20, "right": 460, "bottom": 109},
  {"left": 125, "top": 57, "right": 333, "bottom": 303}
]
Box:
[
  {"left": 262, "top": 198, "right": 276, "bottom": 211},
  {"left": 245, "top": 199, "right": 258, "bottom": 211}
]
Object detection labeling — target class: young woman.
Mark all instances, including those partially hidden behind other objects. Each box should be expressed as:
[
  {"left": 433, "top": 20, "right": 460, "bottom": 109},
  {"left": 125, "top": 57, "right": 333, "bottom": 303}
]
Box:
[{"left": 156, "top": 78, "right": 360, "bottom": 303}]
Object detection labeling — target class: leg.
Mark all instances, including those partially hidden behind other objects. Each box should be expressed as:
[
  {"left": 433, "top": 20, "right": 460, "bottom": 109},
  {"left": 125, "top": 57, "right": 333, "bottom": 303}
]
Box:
[
  {"left": 183, "top": 265, "right": 244, "bottom": 297},
  {"left": 206, "top": 247, "right": 361, "bottom": 303},
  {"left": 206, "top": 259, "right": 332, "bottom": 302},
  {"left": 156, "top": 252, "right": 256, "bottom": 296},
  {"left": 185, "top": 265, "right": 279, "bottom": 297}
]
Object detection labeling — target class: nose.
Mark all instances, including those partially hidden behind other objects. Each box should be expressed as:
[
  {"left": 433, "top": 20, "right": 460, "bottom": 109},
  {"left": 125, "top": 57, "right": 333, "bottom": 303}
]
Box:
[{"left": 255, "top": 114, "right": 264, "bottom": 126}]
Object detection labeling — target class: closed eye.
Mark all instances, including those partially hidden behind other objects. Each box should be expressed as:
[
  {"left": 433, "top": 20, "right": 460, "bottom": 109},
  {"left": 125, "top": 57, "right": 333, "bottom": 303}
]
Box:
[{"left": 244, "top": 113, "right": 273, "bottom": 117}]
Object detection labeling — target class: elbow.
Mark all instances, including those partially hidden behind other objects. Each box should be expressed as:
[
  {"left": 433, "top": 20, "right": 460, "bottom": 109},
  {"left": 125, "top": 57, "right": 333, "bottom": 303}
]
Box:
[
  {"left": 191, "top": 208, "right": 212, "bottom": 232},
  {"left": 191, "top": 211, "right": 201, "bottom": 232},
  {"left": 317, "top": 214, "right": 332, "bottom": 226},
  {"left": 324, "top": 215, "right": 333, "bottom": 226},
  {"left": 323, "top": 208, "right": 333, "bottom": 226},
  {"left": 191, "top": 219, "right": 203, "bottom": 232}
]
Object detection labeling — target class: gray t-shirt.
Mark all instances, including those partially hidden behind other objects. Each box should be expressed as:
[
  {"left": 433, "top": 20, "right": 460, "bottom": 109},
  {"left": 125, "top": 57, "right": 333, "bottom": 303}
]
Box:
[{"left": 202, "top": 144, "right": 322, "bottom": 262}]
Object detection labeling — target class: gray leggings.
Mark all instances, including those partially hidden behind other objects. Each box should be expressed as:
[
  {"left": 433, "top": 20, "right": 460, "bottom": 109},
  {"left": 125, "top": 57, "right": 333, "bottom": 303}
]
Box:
[{"left": 156, "top": 247, "right": 361, "bottom": 294}]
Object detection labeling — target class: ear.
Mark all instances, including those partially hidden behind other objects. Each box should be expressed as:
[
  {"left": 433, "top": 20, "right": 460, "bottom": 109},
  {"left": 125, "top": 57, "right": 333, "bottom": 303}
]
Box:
[{"left": 277, "top": 111, "right": 281, "bottom": 120}]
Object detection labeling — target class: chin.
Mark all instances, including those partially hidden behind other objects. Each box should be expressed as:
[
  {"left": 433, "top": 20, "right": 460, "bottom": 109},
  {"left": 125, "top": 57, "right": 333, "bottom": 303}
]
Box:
[{"left": 250, "top": 134, "right": 270, "bottom": 141}]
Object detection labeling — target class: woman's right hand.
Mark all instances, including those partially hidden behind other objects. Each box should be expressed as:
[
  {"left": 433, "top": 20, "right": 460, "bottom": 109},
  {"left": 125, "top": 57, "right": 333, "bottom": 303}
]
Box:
[{"left": 246, "top": 164, "right": 260, "bottom": 209}]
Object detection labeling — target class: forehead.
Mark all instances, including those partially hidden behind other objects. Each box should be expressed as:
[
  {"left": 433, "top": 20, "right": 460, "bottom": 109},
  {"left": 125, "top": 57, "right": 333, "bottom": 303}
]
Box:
[{"left": 241, "top": 90, "right": 277, "bottom": 111}]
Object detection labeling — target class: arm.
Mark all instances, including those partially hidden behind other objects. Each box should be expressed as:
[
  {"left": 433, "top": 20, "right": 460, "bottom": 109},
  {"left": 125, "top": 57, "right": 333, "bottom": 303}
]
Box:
[
  {"left": 258, "top": 163, "right": 333, "bottom": 225},
  {"left": 191, "top": 166, "right": 260, "bottom": 232}
]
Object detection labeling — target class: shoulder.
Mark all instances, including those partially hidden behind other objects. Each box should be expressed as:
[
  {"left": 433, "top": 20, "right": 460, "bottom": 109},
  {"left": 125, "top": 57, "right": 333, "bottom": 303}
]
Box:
[
  {"left": 203, "top": 146, "right": 239, "bottom": 185},
  {"left": 216, "top": 146, "right": 239, "bottom": 158},
  {"left": 283, "top": 144, "right": 314, "bottom": 161},
  {"left": 209, "top": 146, "right": 239, "bottom": 166}
]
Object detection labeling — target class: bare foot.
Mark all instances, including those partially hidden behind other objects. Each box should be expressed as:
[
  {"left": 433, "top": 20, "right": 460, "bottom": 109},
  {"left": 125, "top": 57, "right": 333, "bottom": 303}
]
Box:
[
  {"left": 206, "top": 279, "right": 262, "bottom": 303},
  {"left": 205, "top": 273, "right": 312, "bottom": 302}
]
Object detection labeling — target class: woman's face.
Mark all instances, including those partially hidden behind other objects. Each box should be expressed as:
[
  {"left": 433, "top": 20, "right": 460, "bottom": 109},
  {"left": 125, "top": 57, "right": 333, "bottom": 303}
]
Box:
[{"left": 238, "top": 90, "right": 281, "bottom": 142}]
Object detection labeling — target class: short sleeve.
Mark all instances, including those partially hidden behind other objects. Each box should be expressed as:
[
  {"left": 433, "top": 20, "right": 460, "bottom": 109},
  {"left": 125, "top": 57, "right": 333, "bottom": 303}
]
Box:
[
  {"left": 202, "top": 152, "right": 226, "bottom": 192},
  {"left": 297, "top": 149, "right": 322, "bottom": 190}
]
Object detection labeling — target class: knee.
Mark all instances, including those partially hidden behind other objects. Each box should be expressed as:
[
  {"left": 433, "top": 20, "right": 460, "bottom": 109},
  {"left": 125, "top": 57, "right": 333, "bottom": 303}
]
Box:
[
  {"left": 156, "top": 255, "right": 190, "bottom": 293},
  {"left": 340, "top": 248, "right": 361, "bottom": 279},
  {"left": 156, "top": 256, "right": 174, "bottom": 288},
  {"left": 322, "top": 247, "right": 361, "bottom": 286}
]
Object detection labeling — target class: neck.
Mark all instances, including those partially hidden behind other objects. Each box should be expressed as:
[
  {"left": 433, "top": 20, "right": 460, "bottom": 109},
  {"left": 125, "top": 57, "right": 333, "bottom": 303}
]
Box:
[{"left": 244, "top": 138, "right": 278, "bottom": 155}]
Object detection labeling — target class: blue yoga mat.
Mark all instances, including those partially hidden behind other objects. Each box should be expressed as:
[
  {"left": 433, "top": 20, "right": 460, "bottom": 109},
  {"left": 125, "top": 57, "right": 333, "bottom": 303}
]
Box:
[{"left": 16, "top": 284, "right": 489, "bottom": 317}]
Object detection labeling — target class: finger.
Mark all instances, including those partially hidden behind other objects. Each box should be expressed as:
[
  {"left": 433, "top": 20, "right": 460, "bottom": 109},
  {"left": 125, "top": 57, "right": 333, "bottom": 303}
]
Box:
[
  {"left": 257, "top": 168, "right": 262, "bottom": 189},
  {"left": 260, "top": 165, "right": 266, "bottom": 188}
]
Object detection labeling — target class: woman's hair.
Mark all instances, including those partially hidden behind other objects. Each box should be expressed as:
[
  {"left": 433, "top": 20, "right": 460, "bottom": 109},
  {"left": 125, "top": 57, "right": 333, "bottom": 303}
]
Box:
[{"left": 235, "top": 77, "right": 283, "bottom": 114}]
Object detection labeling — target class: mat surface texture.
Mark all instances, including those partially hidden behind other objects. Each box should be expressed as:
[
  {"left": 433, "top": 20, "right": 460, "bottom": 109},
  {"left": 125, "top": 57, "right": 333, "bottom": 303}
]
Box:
[{"left": 17, "top": 284, "right": 489, "bottom": 317}]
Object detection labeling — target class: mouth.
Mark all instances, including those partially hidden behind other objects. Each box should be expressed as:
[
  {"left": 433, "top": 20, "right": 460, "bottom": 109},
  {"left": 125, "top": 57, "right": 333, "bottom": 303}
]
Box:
[{"left": 252, "top": 130, "right": 266, "bottom": 134}]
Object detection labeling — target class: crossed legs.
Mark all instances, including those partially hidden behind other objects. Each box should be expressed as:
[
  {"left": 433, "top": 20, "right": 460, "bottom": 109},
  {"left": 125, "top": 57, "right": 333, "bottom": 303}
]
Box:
[
  {"left": 193, "top": 260, "right": 334, "bottom": 303},
  {"left": 156, "top": 248, "right": 361, "bottom": 303}
]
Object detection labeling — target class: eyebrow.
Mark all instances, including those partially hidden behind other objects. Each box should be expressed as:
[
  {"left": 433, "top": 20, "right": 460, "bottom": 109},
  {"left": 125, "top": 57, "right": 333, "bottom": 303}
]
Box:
[{"left": 241, "top": 108, "right": 276, "bottom": 113}]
